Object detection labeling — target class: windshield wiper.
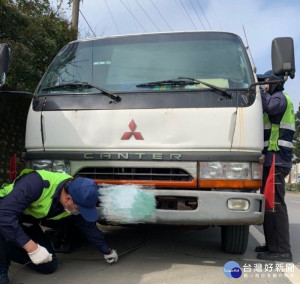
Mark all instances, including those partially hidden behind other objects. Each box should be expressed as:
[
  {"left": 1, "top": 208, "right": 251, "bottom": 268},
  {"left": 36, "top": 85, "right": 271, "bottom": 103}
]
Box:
[
  {"left": 41, "top": 81, "right": 121, "bottom": 102},
  {"left": 178, "top": 77, "right": 232, "bottom": 98},
  {"left": 136, "top": 77, "right": 231, "bottom": 99},
  {"left": 136, "top": 79, "right": 198, "bottom": 88}
]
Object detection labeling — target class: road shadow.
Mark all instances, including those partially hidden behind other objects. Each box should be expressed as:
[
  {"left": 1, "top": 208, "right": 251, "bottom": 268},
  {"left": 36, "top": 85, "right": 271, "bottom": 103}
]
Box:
[{"left": 9, "top": 224, "right": 295, "bottom": 284}]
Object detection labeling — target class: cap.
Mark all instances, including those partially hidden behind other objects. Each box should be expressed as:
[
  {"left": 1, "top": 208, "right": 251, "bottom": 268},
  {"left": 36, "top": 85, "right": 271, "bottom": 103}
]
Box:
[
  {"left": 67, "top": 178, "right": 99, "bottom": 222},
  {"left": 257, "top": 70, "right": 284, "bottom": 81}
]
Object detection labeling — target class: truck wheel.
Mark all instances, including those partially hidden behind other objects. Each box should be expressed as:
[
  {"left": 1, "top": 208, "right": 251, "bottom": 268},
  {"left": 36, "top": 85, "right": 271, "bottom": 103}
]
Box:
[{"left": 221, "top": 225, "right": 249, "bottom": 254}]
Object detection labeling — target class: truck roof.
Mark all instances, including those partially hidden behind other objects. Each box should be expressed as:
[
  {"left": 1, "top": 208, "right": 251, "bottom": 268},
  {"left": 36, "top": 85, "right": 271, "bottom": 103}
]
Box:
[{"left": 71, "top": 30, "right": 240, "bottom": 44}]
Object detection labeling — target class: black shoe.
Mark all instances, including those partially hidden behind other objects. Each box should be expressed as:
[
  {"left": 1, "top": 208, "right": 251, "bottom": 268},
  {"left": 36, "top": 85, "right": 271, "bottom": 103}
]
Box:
[
  {"left": 255, "top": 245, "right": 269, "bottom": 252},
  {"left": 257, "top": 252, "right": 293, "bottom": 262}
]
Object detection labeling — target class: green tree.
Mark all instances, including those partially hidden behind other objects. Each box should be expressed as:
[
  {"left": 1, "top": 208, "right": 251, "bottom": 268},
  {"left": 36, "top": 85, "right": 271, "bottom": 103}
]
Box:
[
  {"left": 0, "top": 0, "right": 77, "bottom": 92},
  {"left": 293, "top": 103, "right": 300, "bottom": 163}
]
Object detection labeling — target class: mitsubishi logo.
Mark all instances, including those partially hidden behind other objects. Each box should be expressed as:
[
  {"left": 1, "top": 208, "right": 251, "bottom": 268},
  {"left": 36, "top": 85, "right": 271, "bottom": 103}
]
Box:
[{"left": 121, "top": 119, "right": 144, "bottom": 140}]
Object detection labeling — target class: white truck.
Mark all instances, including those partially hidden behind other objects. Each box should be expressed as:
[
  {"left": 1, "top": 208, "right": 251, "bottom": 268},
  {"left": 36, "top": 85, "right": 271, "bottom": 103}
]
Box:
[{"left": 1, "top": 32, "right": 295, "bottom": 254}]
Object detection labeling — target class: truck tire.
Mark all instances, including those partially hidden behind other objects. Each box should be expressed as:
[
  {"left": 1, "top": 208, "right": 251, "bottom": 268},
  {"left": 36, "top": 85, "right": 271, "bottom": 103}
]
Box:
[{"left": 221, "top": 225, "right": 249, "bottom": 254}]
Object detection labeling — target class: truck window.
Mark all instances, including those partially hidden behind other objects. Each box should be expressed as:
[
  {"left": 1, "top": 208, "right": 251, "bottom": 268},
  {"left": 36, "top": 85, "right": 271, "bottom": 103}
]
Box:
[{"left": 37, "top": 32, "right": 254, "bottom": 95}]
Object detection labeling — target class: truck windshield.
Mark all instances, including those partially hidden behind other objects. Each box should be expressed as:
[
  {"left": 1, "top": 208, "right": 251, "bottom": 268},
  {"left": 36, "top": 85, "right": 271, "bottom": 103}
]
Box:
[{"left": 36, "top": 32, "right": 254, "bottom": 96}]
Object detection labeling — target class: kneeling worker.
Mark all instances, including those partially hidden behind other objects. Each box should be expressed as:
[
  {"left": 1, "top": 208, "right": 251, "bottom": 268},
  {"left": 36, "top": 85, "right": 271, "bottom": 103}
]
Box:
[{"left": 0, "top": 169, "right": 118, "bottom": 284}]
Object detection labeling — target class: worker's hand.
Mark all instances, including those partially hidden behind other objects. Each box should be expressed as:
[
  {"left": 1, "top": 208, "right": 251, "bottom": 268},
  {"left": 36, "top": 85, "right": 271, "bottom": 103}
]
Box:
[
  {"left": 104, "top": 249, "right": 118, "bottom": 264},
  {"left": 28, "top": 244, "right": 53, "bottom": 265}
]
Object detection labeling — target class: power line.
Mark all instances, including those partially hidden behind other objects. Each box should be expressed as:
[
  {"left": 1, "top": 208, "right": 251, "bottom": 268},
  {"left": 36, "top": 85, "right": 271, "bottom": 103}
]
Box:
[
  {"left": 179, "top": 0, "right": 197, "bottom": 30},
  {"left": 79, "top": 9, "right": 96, "bottom": 37},
  {"left": 189, "top": 0, "right": 205, "bottom": 30},
  {"left": 196, "top": 0, "right": 212, "bottom": 30},
  {"left": 135, "top": 0, "right": 161, "bottom": 32},
  {"left": 126, "top": 0, "right": 139, "bottom": 33},
  {"left": 150, "top": 0, "right": 173, "bottom": 31},
  {"left": 119, "top": 0, "right": 147, "bottom": 32},
  {"left": 104, "top": 0, "right": 121, "bottom": 34}
]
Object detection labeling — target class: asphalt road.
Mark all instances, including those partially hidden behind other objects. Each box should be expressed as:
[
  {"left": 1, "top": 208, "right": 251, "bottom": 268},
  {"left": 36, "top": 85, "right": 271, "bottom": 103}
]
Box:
[{"left": 8, "top": 192, "right": 300, "bottom": 284}]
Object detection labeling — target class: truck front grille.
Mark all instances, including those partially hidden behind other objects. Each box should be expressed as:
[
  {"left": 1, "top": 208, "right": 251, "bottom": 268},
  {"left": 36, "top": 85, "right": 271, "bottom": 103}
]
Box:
[{"left": 76, "top": 167, "right": 193, "bottom": 181}]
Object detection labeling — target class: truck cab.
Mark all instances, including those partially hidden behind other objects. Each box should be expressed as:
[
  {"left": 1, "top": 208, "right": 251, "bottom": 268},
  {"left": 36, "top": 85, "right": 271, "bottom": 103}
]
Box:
[{"left": 2, "top": 32, "right": 295, "bottom": 254}]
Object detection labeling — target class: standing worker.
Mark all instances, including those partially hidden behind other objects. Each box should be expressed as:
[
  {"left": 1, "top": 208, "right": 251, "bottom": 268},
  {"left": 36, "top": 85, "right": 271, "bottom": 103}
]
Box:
[
  {"left": 256, "top": 70, "right": 295, "bottom": 262},
  {"left": 0, "top": 169, "right": 118, "bottom": 284}
]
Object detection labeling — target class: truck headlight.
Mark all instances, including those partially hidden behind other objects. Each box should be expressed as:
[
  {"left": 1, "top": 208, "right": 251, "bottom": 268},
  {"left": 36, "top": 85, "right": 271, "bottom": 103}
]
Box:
[
  {"left": 223, "top": 163, "right": 249, "bottom": 179},
  {"left": 200, "top": 162, "right": 261, "bottom": 180},
  {"left": 30, "top": 160, "right": 70, "bottom": 174},
  {"left": 200, "top": 162, "right": 223, "bottom": 179}
]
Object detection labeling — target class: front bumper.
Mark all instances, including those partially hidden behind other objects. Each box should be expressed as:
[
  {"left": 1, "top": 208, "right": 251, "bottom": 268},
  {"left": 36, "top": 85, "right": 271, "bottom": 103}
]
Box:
[{"left": 97, "top": 190, "right": 264, "bottom": 226}]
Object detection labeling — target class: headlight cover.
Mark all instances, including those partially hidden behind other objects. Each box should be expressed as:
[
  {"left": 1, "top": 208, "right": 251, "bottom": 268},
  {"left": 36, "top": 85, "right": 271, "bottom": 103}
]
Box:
[
  {"left": 200, "top": 162, "right": 261, "bottom": 180},
  {"left": 30, "top": 160, "right": 70, "bottom": 174}
]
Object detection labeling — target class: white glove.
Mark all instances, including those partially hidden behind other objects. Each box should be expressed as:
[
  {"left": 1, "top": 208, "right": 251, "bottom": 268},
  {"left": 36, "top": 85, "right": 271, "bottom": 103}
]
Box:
[
  {"left": 104, "top": 249, "right": 118, "bottom": 264},
  {"left": 28, "top": 244, "right": 53, "bottom": 265}
]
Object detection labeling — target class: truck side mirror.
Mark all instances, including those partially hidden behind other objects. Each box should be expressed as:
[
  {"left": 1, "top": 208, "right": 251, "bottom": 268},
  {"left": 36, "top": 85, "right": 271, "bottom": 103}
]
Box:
[
  {"left": 272, "top": 37, "right": 295, "bottom": 79},
  {"left": 0, "top": 43, "right": 10, "bottom": 87}
]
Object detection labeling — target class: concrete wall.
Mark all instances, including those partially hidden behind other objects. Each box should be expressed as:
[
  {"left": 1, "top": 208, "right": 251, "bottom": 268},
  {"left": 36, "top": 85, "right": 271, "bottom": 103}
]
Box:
[{"left": 0, "top": 92, "right": 31, "bottom": 184}]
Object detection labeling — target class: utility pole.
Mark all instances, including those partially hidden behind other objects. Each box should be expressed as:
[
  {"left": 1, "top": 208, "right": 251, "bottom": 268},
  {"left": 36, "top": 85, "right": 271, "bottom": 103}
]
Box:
[{"left": 71, "top": 0, "right": 80, "bottom": 32}]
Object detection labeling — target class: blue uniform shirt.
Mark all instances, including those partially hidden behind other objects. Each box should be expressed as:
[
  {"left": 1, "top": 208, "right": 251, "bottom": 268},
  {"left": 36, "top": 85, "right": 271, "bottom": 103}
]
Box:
[
  {"left": 261, "top": 90, "right": 291, "bottom": 168},
  {"left": 0, "top": 172, "right": 110, "bottom": 254}
]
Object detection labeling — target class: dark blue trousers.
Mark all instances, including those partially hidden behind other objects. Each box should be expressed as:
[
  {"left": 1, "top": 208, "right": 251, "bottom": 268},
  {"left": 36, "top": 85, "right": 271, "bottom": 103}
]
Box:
[
  {"left": 0, "top": 223, "right": 57, "bottom": 275},
  {"left": 261, "top": 166, "right": 291, "bottom": 253}
]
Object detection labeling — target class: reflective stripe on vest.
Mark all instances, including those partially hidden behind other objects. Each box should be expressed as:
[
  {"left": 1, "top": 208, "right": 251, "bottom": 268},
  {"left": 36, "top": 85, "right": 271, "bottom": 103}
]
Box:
[
  {"left": 264, "top": 122, "right": 296, "bottom": 132},
  {"left": 264, "top": 140, "right": 294, "bottom": 148},
  {"left": 263, "top": 93, "right": 295, "bottom": 152},
  {"left": 280, "top": 122, "right": 295, "bottom": 131},
  {"left": 0, "top": 169, "right": 72, "bottom": 220}
]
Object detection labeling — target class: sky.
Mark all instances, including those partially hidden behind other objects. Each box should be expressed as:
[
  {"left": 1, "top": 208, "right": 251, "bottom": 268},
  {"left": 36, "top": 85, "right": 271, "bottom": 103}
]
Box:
[{"left": 51, "top": 0, "right": 300, "bottom": 109}]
